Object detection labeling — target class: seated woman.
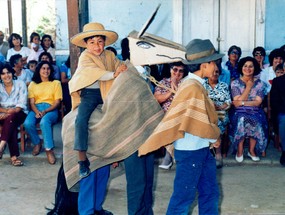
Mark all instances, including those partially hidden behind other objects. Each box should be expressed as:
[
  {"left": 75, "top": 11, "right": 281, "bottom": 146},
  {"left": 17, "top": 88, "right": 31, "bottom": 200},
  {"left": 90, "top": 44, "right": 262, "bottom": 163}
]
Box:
[
  {"left": 204, "top": 63, "right": 231, "bottom": 168},
  {"left": 0, "top": 63, "right": 28, "bottom": 166},
  {"left": 6, "top": 33, "right": 31, "bottom": 65},
  {"left": 229, "top": 56, "right": 268, "bottom": 163},
  {"left": 154, "top": 61, "right": 187, "bottom": 169},
  {"left": 38, "top": 52, "right": 61, "bottom": 81},
  {"left": 23, "top": 61, "right": 62, "bottom": 165},
  {"left": 41, "top": 34, "right": 56, "bottom": 63}
]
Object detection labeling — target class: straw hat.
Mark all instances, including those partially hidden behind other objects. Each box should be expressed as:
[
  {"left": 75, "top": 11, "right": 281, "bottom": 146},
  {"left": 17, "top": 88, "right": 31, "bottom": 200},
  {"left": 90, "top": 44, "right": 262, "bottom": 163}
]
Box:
[
  {"left": 182, "top": 39, "right": 224, "bottom": 65},
  {"left": 70, "top": 22, "right": 118, "bottom": 48}
]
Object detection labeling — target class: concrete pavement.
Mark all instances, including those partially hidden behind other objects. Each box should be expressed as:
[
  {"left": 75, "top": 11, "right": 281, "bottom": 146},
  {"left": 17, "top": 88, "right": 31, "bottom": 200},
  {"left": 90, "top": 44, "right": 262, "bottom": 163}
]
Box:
[{"left": 0, "top": 122, "right": 285, "bottom": 215}]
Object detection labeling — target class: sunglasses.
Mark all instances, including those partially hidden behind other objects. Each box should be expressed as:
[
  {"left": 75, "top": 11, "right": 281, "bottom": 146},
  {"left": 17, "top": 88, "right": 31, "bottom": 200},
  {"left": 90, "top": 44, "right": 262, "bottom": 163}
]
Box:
[
  {"left": 172, "top": 67, "right": 184, "bottom": 73},
  {"left": 230, "top": 51, "right": 239, "bottom": 55},
  {"left": 254, "top": 52, "right": 263, "bottom": 57}
]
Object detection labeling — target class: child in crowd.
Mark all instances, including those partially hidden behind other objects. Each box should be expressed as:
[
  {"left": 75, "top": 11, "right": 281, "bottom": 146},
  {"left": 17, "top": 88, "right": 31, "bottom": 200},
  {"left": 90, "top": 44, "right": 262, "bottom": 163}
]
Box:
[
  {"left": 274, "top": 63, "right": 285, "bottom": 77},
  {"left": 27, "top": 60, "right": 37, "bottom": 73},
  {"left": 27, "top": 32, "right": 44, "bottom": 63}
]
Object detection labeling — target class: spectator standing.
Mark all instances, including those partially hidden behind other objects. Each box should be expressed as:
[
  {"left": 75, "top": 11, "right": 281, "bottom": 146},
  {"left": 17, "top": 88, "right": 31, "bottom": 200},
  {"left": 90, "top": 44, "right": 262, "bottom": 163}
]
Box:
[
  {"left": 222, "top": 45, "right": 242, "bottom": 82},
  {"left": 270, "top": 71, "right": 285, "bottom": 166},
  {"left": 0, "top": 30, "right": 9, "bottom": 59},
  {"left": 270, "top": 62, "right": 285, "bottom": 151},
  {"left": 252, "top": 46, "right": 269, "bottom": 70}
]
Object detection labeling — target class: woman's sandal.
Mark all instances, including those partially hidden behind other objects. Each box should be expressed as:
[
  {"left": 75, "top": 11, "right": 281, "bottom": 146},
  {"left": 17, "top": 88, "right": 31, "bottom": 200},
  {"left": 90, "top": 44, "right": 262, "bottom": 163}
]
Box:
[{"left": 11, "top": 158, "right": 24, "bottom": 166}]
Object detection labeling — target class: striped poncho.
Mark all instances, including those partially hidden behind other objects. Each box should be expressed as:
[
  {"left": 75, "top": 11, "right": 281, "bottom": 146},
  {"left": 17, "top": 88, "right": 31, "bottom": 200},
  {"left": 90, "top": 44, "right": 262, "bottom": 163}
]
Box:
[
  {"left": 139, "top": 78, "right": 220, "bottom": 156},
  {"left": 62, "top": 63, "right": 164, "bottom": 190}
]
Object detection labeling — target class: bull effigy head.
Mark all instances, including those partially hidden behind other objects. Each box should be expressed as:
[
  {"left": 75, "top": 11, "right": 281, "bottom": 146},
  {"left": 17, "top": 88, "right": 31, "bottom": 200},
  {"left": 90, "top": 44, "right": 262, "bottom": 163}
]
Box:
[{"left": 127, "top": 4, "right": 186, "bottom": 66}]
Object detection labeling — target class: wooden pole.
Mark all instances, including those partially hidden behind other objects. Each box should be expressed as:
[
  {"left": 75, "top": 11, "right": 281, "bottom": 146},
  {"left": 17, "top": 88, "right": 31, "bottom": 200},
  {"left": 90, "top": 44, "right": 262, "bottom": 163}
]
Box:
[
  {"left": 7, "top": 0, "right": 13, "bottom": 34},
  {"left": 66, "top": 0, "right": 81, "bottom": 75},
  {"left": 21, "top": 0, "right": 27, "bottom": 46}
]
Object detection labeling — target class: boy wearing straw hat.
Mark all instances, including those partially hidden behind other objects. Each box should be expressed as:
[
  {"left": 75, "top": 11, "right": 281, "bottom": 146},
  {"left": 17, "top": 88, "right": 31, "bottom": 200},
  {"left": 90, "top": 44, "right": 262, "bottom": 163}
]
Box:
[{"left": 69, "top": 22, "right": 126, "bottom": 215}]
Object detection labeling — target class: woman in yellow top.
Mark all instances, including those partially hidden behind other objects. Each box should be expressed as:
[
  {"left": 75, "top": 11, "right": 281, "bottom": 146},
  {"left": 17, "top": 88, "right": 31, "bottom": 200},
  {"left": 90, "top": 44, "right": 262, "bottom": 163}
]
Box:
[{"left": 23, "top": 61, "right": 62, "bottom": 164}]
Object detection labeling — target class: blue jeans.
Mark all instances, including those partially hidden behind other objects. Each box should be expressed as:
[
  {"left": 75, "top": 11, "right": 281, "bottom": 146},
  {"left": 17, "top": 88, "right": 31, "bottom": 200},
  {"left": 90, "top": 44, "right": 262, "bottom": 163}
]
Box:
[
  {"left": 278, "top": 113, "right": 285, "bottom": 151},
  {"left": 124, "top": 151, "right": 154, "bottom": 215},
  {"left": 78, "top": 165, "right": 110, "bottom": 215},
  {"left": 23, "top": 103, "right": 58, "bottom": 149},
  {"left": 74, "top": 89, "right": 103, "bottom": 151},
  {"left": 166, "top": 148, "right": 219, "bottom": 215}
]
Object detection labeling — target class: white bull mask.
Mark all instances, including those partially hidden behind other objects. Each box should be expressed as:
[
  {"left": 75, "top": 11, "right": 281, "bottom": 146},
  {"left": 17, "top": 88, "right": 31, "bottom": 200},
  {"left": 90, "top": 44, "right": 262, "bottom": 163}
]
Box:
[
  {"left": 128, "top": 31, "right": 186, "bottom": 66},
  {"left": 127, "top": 4, "right": 186, "bottom": 66}
]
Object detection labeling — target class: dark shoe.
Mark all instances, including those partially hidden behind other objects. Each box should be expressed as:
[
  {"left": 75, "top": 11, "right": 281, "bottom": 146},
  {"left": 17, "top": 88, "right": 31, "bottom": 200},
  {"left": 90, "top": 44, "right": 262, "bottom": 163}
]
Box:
[
  {"left": 46, "top": 150, "right": 56, "bottom": 165},
  {"left": 32, "top": 143, "right": 42, "bottom": 156},
  {"left": 216, "top": 157, "right": 223, "bottom": 169},
  {"left": 94, "top": 209, "right": 113, "bottom": 215},
  {"left": 159, "top": 151, "right": 173, "bottom": 170},
  {"left": 78, "top": 159, "right": 90, "bottom": 178},
  {"left": 159, "top": 162, "right": 173, "bottom": 170},
  {"left": 280, "top": 152, "right": 285, "bottom": 166}
]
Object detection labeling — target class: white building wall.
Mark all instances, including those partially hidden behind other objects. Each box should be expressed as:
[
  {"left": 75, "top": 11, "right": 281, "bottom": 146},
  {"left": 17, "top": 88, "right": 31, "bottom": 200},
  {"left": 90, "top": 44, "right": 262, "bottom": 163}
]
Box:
[
  {"left": 55, "top": 0, "right": 271, "bottom": 63},
  {"left": 88, "top": 0, "right": 173, "bottom": 54}
]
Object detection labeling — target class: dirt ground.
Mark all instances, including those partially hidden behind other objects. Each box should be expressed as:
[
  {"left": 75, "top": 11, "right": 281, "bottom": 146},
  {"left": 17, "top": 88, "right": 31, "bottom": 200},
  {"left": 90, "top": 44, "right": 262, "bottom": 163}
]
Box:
[
  {"left": 1, "top": 157, "right": 285, "bottom": 215},
  {"left": 1, "top": 122, "right": 285, "bottom": 215}
]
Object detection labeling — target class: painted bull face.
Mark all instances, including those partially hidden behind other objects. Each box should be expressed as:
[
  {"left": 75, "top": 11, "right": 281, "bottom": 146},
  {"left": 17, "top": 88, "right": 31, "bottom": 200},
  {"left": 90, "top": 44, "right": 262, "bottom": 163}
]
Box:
[
  {"left": 127, "top": 4, "right": 186, "bottom": 66},
  {"left": 128, "top": 31, "right": 186, "bottom": 66}
]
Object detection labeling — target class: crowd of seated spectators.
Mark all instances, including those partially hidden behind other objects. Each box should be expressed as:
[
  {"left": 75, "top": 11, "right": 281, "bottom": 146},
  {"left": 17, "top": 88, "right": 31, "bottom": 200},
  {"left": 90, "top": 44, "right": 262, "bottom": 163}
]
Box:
[
  {"left": 0, "top": 30, "right": 285, "bottom": 167},
  {"left": 0, "top": 31, "right": 68, "bottom": 166},
  {"left": 207, "top": 44, "right": 285, "bottom": 167}
]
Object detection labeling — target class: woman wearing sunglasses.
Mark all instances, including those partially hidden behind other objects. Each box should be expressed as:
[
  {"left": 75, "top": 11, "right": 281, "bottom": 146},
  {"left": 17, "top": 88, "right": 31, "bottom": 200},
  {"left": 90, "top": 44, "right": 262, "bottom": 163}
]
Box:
[
  {"left": 252, "top": 46, "right": 269, "bottom": 70},
  {"left": 154, "top": 62, "right": 188, "bottom": 169},
  {"left": 221, "top": 45, "right": 242, "bottom": 82}
]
